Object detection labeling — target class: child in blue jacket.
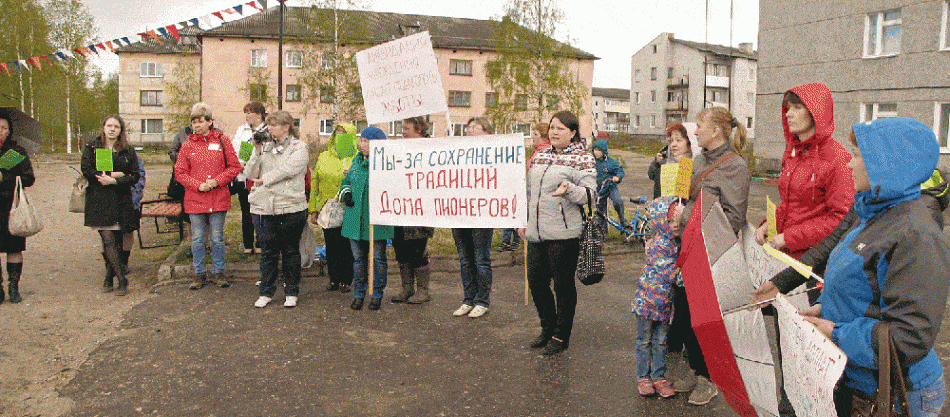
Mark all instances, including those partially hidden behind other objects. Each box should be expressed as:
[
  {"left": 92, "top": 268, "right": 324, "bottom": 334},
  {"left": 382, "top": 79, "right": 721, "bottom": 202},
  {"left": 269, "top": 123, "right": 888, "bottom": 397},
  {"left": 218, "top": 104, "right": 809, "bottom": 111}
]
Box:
[{"left": 592, "top": 139, "right": 627, "bottom": 232}]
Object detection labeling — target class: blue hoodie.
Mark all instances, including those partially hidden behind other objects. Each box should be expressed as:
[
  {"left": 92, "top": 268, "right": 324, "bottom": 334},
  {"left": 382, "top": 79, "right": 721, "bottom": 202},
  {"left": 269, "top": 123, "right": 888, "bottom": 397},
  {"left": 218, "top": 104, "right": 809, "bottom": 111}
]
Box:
[
  {"left": 592, "top": 139, "right": 624, "bottom": 197},
  {"left": 819, "top": 117, "right": 950, "bottom": 395}
]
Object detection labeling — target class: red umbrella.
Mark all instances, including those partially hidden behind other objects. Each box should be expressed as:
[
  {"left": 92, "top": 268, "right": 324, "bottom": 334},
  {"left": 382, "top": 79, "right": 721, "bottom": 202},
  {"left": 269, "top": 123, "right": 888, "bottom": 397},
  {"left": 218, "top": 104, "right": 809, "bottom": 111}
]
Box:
[
  {"left": 677, "top": 190, "right": 780, "bottom": 417},
  {"left": 0, "top": 107, "right": 41, "bottom": 155}
]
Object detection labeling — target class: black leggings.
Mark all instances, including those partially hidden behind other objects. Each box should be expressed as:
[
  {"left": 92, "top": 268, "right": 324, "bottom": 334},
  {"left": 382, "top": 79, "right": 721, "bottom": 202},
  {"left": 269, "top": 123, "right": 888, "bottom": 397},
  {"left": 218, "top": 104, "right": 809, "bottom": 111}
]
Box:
[
  {"left": 99, "top": 230, "right": 125, "bottom": 280},
  {"left": 672, "top": 285, "right": 709, "bottom": 378}
]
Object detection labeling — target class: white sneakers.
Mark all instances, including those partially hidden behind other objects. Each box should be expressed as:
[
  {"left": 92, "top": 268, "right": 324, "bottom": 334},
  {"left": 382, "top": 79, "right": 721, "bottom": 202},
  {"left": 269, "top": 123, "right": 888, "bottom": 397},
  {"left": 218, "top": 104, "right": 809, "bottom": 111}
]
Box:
[
  {"left": 283, "top": 296, "right": 298, "bottom": 308},
  {"left": 453, "top": 304, "right": 474, "bottom": 316},
  {"left": 467, "top": 305, "right": 489, "bottom": 318},
  {"left": 254, "top": 296, "right": 272, "bottom": 308}
]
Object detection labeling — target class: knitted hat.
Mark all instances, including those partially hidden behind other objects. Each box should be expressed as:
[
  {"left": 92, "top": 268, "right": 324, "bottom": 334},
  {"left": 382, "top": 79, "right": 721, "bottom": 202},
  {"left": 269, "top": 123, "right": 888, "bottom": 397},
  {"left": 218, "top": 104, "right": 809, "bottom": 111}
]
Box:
[{"left": 361, "top": 126, "right": 386, "bottom": 140}]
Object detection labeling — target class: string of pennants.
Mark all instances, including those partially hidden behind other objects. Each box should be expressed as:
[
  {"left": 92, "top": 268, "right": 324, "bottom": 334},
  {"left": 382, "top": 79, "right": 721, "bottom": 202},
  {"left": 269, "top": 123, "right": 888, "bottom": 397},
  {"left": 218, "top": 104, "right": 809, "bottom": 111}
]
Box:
[{"left": 1, "top": 0, "right": 268, "bottom": 76}]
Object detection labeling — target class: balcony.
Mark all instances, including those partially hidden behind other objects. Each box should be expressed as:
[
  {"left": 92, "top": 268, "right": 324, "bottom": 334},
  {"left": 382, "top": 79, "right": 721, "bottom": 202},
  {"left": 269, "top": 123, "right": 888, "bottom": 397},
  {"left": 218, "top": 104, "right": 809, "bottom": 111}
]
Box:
[
  {"left": 705, "top": 75, "right": 730, "bottom": 88},
  {"left": 667, "top": 76, "right": 689, "bottom": 89},
  {"left": 665, "top": 101, "right": 687, "bottom": 114}
]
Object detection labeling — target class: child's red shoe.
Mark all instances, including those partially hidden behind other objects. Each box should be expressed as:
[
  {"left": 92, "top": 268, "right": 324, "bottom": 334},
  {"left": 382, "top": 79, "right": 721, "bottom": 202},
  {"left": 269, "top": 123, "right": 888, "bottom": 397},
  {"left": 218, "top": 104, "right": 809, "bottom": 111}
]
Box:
[
  {"left": 653, "top": 379, "right": 675, "bottom": 398},
  {"left": 638, "top": 378, "right": 656, "bottom": 396}
]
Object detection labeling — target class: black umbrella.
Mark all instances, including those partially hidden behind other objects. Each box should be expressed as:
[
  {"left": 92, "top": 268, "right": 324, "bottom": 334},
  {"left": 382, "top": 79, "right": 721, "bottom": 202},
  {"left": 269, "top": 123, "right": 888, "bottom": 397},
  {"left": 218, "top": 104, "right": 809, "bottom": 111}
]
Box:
[{"left": 0, "top": 107, "right": 41, "bottom": 155}]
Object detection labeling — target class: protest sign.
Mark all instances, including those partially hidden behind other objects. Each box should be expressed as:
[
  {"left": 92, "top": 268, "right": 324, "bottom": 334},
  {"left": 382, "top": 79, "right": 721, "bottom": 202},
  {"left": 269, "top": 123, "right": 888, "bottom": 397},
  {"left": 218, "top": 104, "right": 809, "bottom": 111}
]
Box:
[
  {"left": 368, "top": 134, "right": 527, "bottom": 228},
  {"left": 741, "top": 224, "right": 810, "bottom": 310},
  {"left": 764, "top": 244, "right": 815, "bottom": 280},
  {"left": 766, "top": 196, "right": 778, "bottom": 238},
  {"left": 774, "top": 294, "right": 846, "bottom": 417},
  {"left": 95, "top": 148, "right": 113, "bottom": 172},
  {"left": 0, "top": 149, "right": 25, "bottom": 170},
  {"left": 355, "top": 31, "right": 448, "bottom": 124},
  {"left": 659, "top": 157, "right": 692, "bottom": 199}
]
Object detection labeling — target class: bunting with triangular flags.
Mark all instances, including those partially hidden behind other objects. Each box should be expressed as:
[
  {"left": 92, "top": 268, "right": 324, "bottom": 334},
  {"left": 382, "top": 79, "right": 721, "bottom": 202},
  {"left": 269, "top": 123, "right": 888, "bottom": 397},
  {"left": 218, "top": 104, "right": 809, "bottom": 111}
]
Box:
[
  {"left": 146, "top": 30, "right": 162, "bottom": 42},
  {"left": 234, "top": 4, "right": 243, "bottom": 14},
  {"left": 72, "top": 48, "right": 86, "bottom": 57},
  {"left": 82, "top": 46, "right": 94, "bottom": 55},
  {"left": 121, "top": 37, "right": 132, "bottom": 46},
  {"left": 88, "top": 44, "right": 99, "bottom": 54},
  {"left": 156, "top": 27, "right": 169, "bottom": 38},
  {"left": 105, "top": 41, "right": 116, "bottom": 52},
  {"left": 29, "top": 57, "right": 42, "bottom": 71},
  {"left": 9, "top": 62, "right": 20, "bottom": 73},
  {"left": 18, "top": 60, "right": 30, "bottom": 72},
  {"left": 41, "top": 56, "right": 54, "bottom": 67},
  {"left": 259, "top": 0, "right": 267, "bottom": 9},
  {"left": 212, "top": 11, "right": 225, "bottom": 20},
  {"left": 55, "top": 51, "right": 68, "bottom": 61},
  {"left": 247, "top": 1, "right": 263, "bottom": 12},
  {"left": 189, "top": 18, "right": 200, "bottom": 27},
  {"left": 96, "top": 43, "right": 106, "bottom": 52},
  {"left": 165, "top": 25, "right": 180, "bottom": 41},
  {"left": 0, "top": 63, "right": 9, "bottom": 76}
]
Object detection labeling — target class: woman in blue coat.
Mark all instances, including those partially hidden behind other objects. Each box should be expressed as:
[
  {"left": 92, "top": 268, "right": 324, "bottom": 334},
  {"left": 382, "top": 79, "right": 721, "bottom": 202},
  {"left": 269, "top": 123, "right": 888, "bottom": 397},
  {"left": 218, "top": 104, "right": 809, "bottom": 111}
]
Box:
[{"left": 802, "top": 117, "right": 949, "bottom": 417}]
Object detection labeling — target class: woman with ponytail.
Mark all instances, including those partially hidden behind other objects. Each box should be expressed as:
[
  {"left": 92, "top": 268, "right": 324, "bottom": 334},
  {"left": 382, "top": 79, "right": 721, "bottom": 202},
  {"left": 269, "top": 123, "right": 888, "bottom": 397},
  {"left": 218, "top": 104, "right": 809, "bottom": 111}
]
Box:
[{"left": 670, "top": 106, "right": 752, "bottom": 406}]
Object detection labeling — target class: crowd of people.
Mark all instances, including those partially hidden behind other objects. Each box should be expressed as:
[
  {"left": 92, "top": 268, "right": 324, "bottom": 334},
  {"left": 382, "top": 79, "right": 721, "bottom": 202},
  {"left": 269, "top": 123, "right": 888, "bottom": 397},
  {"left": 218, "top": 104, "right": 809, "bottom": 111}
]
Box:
[{"left": 17, "top": 80, "right": 939, "bottom": 416}]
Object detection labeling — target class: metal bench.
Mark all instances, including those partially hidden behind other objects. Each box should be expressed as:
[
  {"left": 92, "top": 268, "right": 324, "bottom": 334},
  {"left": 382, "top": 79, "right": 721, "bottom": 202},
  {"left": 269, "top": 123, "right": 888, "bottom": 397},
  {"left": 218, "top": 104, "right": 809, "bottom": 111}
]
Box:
[{"left": 138, "top": 195, "right": 185, "bottom": 249}]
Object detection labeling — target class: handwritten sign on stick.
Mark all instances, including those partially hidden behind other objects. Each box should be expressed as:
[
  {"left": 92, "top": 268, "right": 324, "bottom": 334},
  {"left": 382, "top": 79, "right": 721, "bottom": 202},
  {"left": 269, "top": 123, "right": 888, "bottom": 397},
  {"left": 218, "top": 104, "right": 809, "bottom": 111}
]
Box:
[
  {"left": 368, "top": 134, "right": 527, "bottom": 228},
  {"left": 774, "top": 294, "right": 846, "bottom": 417},
  {"left": 660, "top": 163, "right": 677, "bottom": 197},
  {"left": 355, "top": 31, "right": 448, "bottom": 124},
  {"left": 674, "top": 157, "right": 692, "bottom": 199},
  {"left": 767, "top": 196, "right": 778, "bottom": 239}
]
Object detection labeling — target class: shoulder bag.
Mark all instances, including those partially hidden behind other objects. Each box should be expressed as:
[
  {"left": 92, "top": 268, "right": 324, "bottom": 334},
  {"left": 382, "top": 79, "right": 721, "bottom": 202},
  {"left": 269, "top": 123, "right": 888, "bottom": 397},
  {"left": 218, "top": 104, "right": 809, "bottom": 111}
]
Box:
[
  {"left": 316, "top": 186, "right": 349, "bottom": 229},
  {"left": 849, "top": 323, "right": 910, "bottom": 417},
  {"left": 9, "top": 176, "right": 43, "bottom": 237},
  {"left": 69, "top": 166, "right": 87, "bottom": 213},
  {"left": 576, "top": 187, "right": 605, "bottom": 286}
]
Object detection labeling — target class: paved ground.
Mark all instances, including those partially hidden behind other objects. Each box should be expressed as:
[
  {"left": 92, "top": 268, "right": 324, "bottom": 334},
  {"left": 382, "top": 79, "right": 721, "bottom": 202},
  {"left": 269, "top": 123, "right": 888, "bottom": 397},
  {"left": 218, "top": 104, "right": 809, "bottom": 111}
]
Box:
[{"left": 3, "top": 150, "right": 949, "bottom": 416}]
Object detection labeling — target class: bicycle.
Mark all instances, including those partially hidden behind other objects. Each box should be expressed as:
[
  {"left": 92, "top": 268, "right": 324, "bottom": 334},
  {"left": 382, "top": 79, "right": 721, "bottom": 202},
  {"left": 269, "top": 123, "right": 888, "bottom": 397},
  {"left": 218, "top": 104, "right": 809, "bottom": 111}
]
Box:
[{"left": 594, "top": 181, "right": 655, "bottom": 245}]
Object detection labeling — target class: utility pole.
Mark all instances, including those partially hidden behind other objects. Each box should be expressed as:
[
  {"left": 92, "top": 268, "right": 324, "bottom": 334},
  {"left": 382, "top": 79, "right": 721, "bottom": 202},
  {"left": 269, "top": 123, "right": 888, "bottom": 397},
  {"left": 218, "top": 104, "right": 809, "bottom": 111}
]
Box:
[{"left": 278, "top": 0, "right": 285, "bottom": 110}]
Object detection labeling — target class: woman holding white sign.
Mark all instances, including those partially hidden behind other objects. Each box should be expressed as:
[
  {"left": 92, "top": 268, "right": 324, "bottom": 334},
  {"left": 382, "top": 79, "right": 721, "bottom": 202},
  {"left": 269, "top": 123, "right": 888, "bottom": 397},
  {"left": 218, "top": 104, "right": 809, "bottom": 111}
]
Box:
[
  {"left": 450, "top": 117, "right": 495, "bottom": 319},
  {"left": 389, "top": 117, "right": 435, "bottom": 305},
  {"left": 518, "top": 110, "right": 596, "bottom": 356}
]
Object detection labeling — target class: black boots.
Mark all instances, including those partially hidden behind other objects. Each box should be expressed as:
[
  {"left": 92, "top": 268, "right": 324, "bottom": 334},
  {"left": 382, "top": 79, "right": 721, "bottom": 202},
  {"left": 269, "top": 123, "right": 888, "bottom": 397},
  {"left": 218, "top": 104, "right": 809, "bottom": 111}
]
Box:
[
  {"left": 102, "top": 252, "right": 115, "bottom": 293},
  {"left": 7, "top": 262, "right": 22, "bottom": 303}
]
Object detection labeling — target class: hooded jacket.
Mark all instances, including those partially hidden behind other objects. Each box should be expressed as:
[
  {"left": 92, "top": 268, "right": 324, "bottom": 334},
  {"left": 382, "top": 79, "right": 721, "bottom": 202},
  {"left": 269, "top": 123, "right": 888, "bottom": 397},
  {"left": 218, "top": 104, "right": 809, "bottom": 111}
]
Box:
[
  {"left": 309, "top": 123, "right": 358, "bottom": 215},
  {"left": 174, "top": 129, "right": 243, "bottom": 214},
  {"left": 340, "top": 152, "right": 395, "bottom": 241},
  {"left": 632, "top": 197, "right": 681, "bottom": 323},
  {"left": 818, "top": 118, "right": 950, "bottom": 395},
  {"left": 244, "top": 135, "right": 310, "bottom": 216},
  {"left": 776, "top": 83, "right": 854, "bottom": 259},
  {"left": 592, "top": 139, "right": 625, "bottom": 197},
  {"left": 525, "top": 140, "right": 597, "bottom": 242},
  {"left": 678, "top": 141, "right": 751, "bottom": 235}
]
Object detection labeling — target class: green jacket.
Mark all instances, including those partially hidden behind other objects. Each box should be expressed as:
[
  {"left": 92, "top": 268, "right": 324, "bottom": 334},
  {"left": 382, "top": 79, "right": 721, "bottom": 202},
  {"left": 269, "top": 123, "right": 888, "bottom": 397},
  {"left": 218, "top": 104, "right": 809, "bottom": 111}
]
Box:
[
  {"left": 309, "top": 123, "right": 358, "bottom": 214},
  {"left": 340, "top": 152, "right": 394, "bottom": 241}
]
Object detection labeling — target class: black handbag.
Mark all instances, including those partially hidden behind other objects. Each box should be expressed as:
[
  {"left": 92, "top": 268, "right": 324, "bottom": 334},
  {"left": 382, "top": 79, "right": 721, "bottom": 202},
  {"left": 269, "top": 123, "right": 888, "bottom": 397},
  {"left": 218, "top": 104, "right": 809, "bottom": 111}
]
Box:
[
  {"left": 576, "top": 187, "right": 605, "bottom": 286},
  {"left": 166, "top": 175, "right": 185, "bottom": 201}
]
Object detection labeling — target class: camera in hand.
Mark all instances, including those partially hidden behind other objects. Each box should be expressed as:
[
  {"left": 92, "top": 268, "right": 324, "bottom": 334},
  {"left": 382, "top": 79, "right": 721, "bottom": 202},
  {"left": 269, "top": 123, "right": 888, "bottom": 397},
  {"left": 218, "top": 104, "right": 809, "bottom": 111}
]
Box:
[{"left": 253, "top": 130, "right": 272, "bottom": 144}]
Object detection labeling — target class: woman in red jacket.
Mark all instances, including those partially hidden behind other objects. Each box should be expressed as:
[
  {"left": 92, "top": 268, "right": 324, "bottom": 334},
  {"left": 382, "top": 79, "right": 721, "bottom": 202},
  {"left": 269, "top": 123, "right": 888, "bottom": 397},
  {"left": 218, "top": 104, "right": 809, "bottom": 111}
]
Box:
[{"left": 174, "top": 103, "right": 243, "bottom": 290}]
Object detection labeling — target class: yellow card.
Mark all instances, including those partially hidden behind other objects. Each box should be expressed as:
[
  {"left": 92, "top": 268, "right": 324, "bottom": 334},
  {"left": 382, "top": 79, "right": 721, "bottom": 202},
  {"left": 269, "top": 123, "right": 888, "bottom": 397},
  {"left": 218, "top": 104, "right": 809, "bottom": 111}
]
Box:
[
  {"left": 764, "top": 244, "right": 816, "bottom": 279},
  {"left": 674, "top": 157, "right": 692, "bottom": 199},
  {"left": 660, "top": 164, "right": 678, "bottom": 197},
  {"left": 767, "top": 196, "right": 778, "bottom": 239}
]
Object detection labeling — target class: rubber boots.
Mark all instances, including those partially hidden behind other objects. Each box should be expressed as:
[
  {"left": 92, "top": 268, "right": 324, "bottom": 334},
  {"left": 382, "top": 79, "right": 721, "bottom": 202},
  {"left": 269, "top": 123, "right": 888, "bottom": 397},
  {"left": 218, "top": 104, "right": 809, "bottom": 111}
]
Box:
[
  {"left": 7, "top": 262, "right": 22, "bottom": 303},
  {"left": 390, "top": 263, "right": 414, "bottom": 303},
  {"left": 406, "top": 266, "right": 431, "bottom": 304},
  {"left": 0, "top": 270, "right": 5, "bottom": 303},
  {"left": 120, "top": 250, "right": 131, "bottom": 275},
  {"left": 102, "top": 252, "right": 115, "bottom": 293}
]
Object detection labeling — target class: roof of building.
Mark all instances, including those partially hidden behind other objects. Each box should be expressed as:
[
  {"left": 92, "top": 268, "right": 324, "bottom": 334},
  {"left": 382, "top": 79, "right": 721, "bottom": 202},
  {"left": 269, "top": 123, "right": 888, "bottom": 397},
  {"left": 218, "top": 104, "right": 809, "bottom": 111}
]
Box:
[
  {"left": 591, "top": 87, "right": 630, "bottom": 100},
  {"left": 670, "top": 37, "right": 757, "bottom": 60},
  {"left": 199, "top": 7, "right": 596, "bottom": 59},
  {"left": 115, "top": 26, "right": 203, "bottom": 54}
]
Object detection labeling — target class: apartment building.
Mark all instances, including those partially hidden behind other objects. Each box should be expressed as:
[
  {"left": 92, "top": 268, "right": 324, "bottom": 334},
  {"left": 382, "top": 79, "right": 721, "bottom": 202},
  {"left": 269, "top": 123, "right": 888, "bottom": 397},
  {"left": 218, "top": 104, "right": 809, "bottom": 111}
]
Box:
[
  {"left": 629, "top": 33, "right": 757, "bottom": 140},
  {"left": 116, "top": 27, "right": 202, "bottom": 145},
  {"left": 117, "top": 7, "right": 596, "bottom": 145},
  {"left": 591, "top": 87, "right": 630, "bottom": 135},
  {"left": 756, "top": 0, "right": 950, "bottom": 170}
]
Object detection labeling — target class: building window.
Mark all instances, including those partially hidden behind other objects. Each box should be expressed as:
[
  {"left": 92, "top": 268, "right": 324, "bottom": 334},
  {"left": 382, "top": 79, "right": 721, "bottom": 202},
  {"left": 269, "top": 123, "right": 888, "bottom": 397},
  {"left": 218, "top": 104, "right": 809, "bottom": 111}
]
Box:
[
  {"left": 514, "top": 94, "right": 528, "bottom": 110},
  {"left": 389, "top": 120, "right": 403, "bottom": 137},
  {"left": 320, "top": 86, "right": 335, "bottom": 104},
  {"left": 748, "top": 67, "right": 756, "bottom": 81},
  {"left": 862, "top": 103, "right": 898, "bottom": 121},
  {"left": 286, "top": 50, "right": 303, "bottom": 68},
  {"left": 354, "top": 120, "right": 368, "bottom": 132},
  {"left": 321, "top": 51, "right": 335, "bottom": 70},
  {"left": 251, "top": 49, "right": 267, "bottom": 68},
  {"left": 650, "top": 115, "right": 656, "bottom": 128},
  {"left": 667, "top": 67, "right": 674, "bottom": 79},
  {"left": 667, "top": 91, "right": 675, "bottom": 102},
  {"left": 634, "top": 69, "right": 641, "bottom": 83},
  {"left": 651, "top": 90, "right": 656, "bottom": 102},
  {"left": 546, "top": 94, "right": 559, "bottom": 109},
  {"left": 634, "top": 92, "right": 640, "bottom": 103},
  {"left": 652, "top": 44, "right": 657, "bottom": 54},
  {"left": 249, "top": 83, "right": 267, "bottom": 102},
  {"left": 451, "top": 123, "right": 467, "bottom": 136},
  {"left": 285, "top": 84, "right": 302, "bottom": 102},
  {"left": 747, "top": 92, "right": 754, "bottom": 105},
  {"left": 865, "top": 9, "right": 902, "bottom": 58},
  {"left": 319, "top": 119, "right": 334, "bottom": 135},
  {"left": 448, "top": 91, "right": 472, "bottom": 107},
  {"left": 515, "top": 123, "right": 531, "bottom": 136},
  {"left": 942, "top": 1, "right": 950, "bottom": 50},
  {"left": 485, "top": 92, "right": 498, "bottom": 107},
  {"left": 650, "top": 67, "right": 657, "bottom": 80},
  {"left": 140, "top": 90, "right": 162, "bottom": 106},
  {"left": 139, "top": 62, "right": 162, "bottom": 77},
  {"left": 707, "top": 88, "right": 728, "bottom": 104},
  {"left": 746, "top": 117, "right": 753, "bottom": 129},
  {"left": 449, "top": 59, "right": 473, "bottom": 76},
  {"left": 140, "top": 118, "right": 163, "bottom": 134},
  {"left": 935, "top": 102, "right": 950, "bottom": 147}
]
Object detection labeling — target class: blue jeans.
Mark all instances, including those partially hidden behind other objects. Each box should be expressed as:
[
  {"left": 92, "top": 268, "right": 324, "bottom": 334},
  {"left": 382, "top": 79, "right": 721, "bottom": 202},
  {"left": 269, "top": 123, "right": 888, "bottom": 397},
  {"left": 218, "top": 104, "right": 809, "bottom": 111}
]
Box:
[
  {"left": 597, "top": 187, "right": 627, "bottom": 232},
  {"left": 906, "top": 374, "right": 946, "bottom": 417},
  {"left": 350, "top": 239, "right": 388, "bottom": 299},
  {"left": 253, "top": 210, "right": 307, "bottom": 298},
  {"left": 635, "top": 314, "right": 669, "bottom": 380},
  {"left": 452, "top": 228, "right": 493, "bottom": 307},
  {"left": 501, "top": 228, "right": 520, "bottom": 245},
  {"left": 189, "top": 211, "right": 227, "bottom": 274}
]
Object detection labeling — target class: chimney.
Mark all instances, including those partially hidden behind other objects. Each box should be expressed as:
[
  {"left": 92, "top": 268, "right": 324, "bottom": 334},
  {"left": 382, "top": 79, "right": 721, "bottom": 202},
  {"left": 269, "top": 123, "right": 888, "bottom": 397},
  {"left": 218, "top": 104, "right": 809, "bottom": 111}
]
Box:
[{"left": 738, "top": 42, "right": 753, "bottom": 53}]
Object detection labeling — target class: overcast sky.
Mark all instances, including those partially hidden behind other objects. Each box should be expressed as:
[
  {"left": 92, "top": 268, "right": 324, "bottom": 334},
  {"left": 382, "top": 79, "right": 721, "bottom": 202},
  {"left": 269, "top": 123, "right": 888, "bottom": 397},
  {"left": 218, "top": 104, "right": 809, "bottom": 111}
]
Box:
[{"left": 80, "top": 0, "right": 759, "bottom": 89}]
